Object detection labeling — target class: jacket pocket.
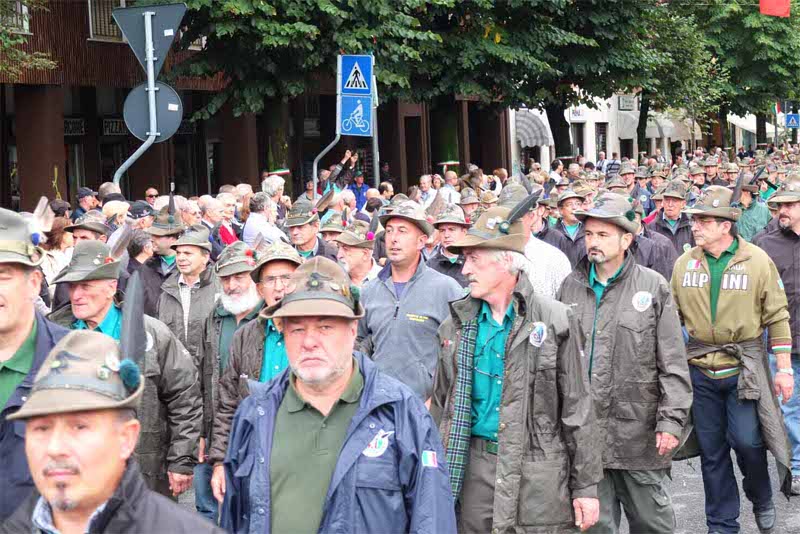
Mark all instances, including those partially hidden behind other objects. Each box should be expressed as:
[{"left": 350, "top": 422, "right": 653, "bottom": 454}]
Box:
[
  {"left": 611, "top": 400, "right": 658, "bottom": 459},
  {"left": 618, "top": 317, "right": 657, "bottom": 377},
  {"left": 517, "top": 456, "right": 573, "bottom": 526},
  {"left": 354, "top": 456, "right": 407, "bottom": 532}
]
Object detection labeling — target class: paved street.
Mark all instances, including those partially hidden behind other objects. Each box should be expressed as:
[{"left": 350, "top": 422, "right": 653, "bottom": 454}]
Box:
[{"left": 181, "top": 457, "right": 799, "bottom": 533}]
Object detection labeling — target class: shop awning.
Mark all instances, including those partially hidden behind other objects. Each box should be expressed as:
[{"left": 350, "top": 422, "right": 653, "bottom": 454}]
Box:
[{"left": 515, "top": 110, "right": 553, "bottom": 147}]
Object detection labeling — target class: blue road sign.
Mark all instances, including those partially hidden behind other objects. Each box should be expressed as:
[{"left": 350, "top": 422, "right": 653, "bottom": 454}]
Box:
[
  {"left": 340, "top": 55, "right": 373, "bottom": 96},
  {"left": 787, "top": 114, "right": 800, "bottom": 129},
  {"left": 340, "top": 95, "right": 372, "bottom": 137}
]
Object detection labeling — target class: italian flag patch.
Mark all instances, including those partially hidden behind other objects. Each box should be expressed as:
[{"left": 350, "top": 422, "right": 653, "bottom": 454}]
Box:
[{"left": 421, "top": 450, "right": 438, "bottom": 468}]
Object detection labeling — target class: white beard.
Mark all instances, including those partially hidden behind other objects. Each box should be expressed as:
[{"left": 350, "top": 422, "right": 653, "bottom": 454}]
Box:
[{"left": 220, "top": 285, "right": 261, "bottom": 315}]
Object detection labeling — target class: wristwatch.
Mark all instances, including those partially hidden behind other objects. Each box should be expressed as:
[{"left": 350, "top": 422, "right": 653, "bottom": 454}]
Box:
[{"left": 777, "top": 368, "right": 795, "bottom": 376}]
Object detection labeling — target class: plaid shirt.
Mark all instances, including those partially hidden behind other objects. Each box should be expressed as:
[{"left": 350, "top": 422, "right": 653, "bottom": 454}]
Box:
[{"left": 445, "top": 319, "right": 478, "bottom": 497}]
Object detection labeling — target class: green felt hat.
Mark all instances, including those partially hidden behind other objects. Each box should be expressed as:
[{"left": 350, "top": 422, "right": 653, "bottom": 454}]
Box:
[
  {"left": 0, "top": 207, "right": 46, "bottom": 267},
  {"left": 52, "top": 240, "right": 121, "bottom": 284}
]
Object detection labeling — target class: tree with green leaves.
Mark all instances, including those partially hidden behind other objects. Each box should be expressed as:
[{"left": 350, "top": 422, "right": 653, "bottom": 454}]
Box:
[{"left": 688, "top": 0, "right": 800, "bottom": 146}]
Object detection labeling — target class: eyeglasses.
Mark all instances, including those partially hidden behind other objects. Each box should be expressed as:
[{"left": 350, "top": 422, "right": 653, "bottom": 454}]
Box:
[
  {"left": 146, "top": 194, "right": 158, "bottom": 198},
  {"left": 259, "top": 274, "right": 294, "bottom": 287}
]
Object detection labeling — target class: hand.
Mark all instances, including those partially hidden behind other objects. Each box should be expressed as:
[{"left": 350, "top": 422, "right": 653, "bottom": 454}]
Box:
[
  {"left": 168, "top": 471, "right": 193, "bottom": 497},
  {"left": 774, "top": 372, "right": 794, "bottom": 404},
  {"left": 351, "top": 152, "right": 359, "bottom": 163},
  {"left": 281, "top": 196, "right": 292, "bottom": 209},
  {"left": 211, "top": 464, "right": 226, "bottom": 503},
  {"left": 655, "top": 431, "right": 679, "bottom": 456},
  {"left": 342, "top": 149, "right": 352, "bottom": 164},
  {"left": 198, "top": 437, "right": 206, "bottom": 463},
  {"left": 572, "top": 497, "right": 599, "bottom": 531}
]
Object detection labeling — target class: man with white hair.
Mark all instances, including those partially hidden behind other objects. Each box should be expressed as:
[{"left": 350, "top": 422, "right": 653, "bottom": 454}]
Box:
[
  {"left": 242, "top": 191, "right": 286, "bottom": 246},
  {"left": 419, "top": 174, "right": 435, "bottom": 208},
  {"left": 195, "top": 242, "right": 264, "bottom": 521},
  {"left": 215, "top": 192, "right": 240, "bottom": 245},
  {"left": 262, "top": 174, "right": 290, "bottom": 226},
  {"left": 430, "top": 204, "right": 601, "bottom": 533}
]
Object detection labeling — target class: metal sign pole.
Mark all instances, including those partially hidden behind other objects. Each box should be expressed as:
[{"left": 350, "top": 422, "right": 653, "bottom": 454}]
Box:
[
  {"left": 371, "top": 71, "right": 380, "bottom": 187},
  {"left": 313, "top": 55, "right": 342, "bottom": 194},
  {"left": 113, "top": 11, "right": 159, "bottom": 185}
]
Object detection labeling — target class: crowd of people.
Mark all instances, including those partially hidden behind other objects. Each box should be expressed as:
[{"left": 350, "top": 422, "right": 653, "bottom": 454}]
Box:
[{"left": 1, "top": 144, "right": 799, "bottom": 534}]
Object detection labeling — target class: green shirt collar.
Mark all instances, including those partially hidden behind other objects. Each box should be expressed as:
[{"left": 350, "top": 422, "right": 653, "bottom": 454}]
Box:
[
  {"left": 588, "top": 262, "right": 623, "bottom": 289},
  {"left": 73, "top": 304, "right": 122, "bottom": 339},
  {"left": 477, "top": 300, "right": 515, "bottom": 328},
  {"left": 704, "top": 237, "right": 739, "bottom": 261},
  {"left": 285, "top": 357, "right": 363, "bottom": 413},
  {"left": 5, "top": 319, "right": 38, "bottom": 373},
  {"left": 161, "top": 254, "right": 176, "bottom": 266}
]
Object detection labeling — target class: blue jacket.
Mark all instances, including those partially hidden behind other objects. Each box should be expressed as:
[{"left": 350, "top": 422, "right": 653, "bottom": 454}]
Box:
[
  {"left": 220, "top": 352, "right": 456, "bottom": 534},
  {"left": 0, "top": 313, "right": 69, "bottom": 520},
  {"left": 348, "top": 182, "right": 370, "bottom": 211}
]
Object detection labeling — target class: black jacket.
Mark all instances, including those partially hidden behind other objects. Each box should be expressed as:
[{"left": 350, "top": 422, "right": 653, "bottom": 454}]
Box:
[
  {"left": 753, "top": 226, "right": 800, "bottom": 354},
  {"left": 647, "top": 213, "right": 695, "bottom": 255},
  {"left": 554, "top": 221, "right": 587, "bottom": 267},
  {"left": 426, "top": 250, "right": 469, "bottom": 287},
  {"left": 201, "top": 220, "right": 225, "bottom": 261},
  {"left": 139, "top": 255, "right": 177, "bottom": 317},
  {"left": 2, "top": 461, "right": 224, "bottom": 533},
  {"left": 630, "top": 233, "right": 675, "bottom": 282},
  {"left": 0, "top": 314, "right": 69, "bottom": 520}
]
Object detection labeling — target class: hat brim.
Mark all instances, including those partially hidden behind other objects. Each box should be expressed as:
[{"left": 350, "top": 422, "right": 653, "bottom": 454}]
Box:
[
  {"left": 446, "top": 233, "right": 527, "bottom": 255},
  {"left": 378, "top": 214, "right": 433, "bottom": 237},
  {"left": 0, "top": 248, "right": 45, "bottom": 267},
  {"left": 285, "top": 214, "right": 319, "bottom": 228},
  {"left": 263, "top": 299, "right": 364, "bottom": 320},
  {"left": 171, "top": 242, "right": 212, "bottom": 252},
  {"left": 574, "top": 211, "right": 638, "bottom": 234},
  {"left": 66, "top": 222, "right": 109, "bottom": 236},
  {"left": 52, "top": 262, "right": 121, "bottom": 284},
  {"left": 766, "top": 192, "right": 800, "bottom": 206},
  {"left": 216, "top": 261, "right": 256, "bottom": 278},
  {"left": 682, "top": 206, "right": 741, "bottom": 221},
  {"left": 433, "top": 219, "right": 471, "bottom": 228},
  {"left": 334, "top": 234, "right": 375, "bottom": 249},
  {"left": 249, "top": 255, "right": 303, "bottom": 283},
  {"left": 145, "top": 225, "right": 184, "bottom": 236},
  {"left": 8, "top": 378, "right": 144, "bottom": 421}
]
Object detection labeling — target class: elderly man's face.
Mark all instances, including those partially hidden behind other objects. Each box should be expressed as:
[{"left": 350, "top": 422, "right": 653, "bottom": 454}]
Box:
[
  {"left": 461, "top": 202, "right": 479, "bottom": 217},
  {"left": 419, "top": 177, "right": 431, "bottom": 192},
  {"left": 289, "top": 222, "right": 319, "bottom": 249},
  {"left": 175, "top": 245, "right": 209, "bottom": 277},
  {"left": 220, "top": 271, "right": 260, "bottom": 315},
  {"left": 203, "top": 204, "right": 224, "bottom": 225},
  {"left": 68, "top": 279, "right": 117, "bottom": 323},
  {"left": 181, "top": 207, "right": 201, "bottom": 226},
  {"left": 462, "top": 248, "right": 511, "bottom": 301},
  {"left": 220, "top": 198, "right": 236, "bottom": 222},
  {"left": 336, "top": 243, "right": 370, "bottom": 275},
  {"left": 257, "top": 260, "right": 298, "bottom": 307},
  {"left": 281, "top": 316, "right": 357, "bottom": 387},
  {"left": 26, "top": 410, "right": 139, "bottom": 517},
  {"left": 0, "top": 264, "right": 42, "bottom": 336}
]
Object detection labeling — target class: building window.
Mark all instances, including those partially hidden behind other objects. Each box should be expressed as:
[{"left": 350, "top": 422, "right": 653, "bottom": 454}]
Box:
[
  {"left": 88, "top": 0, "right": 130, "bottom": 42},
  {"left": 595, "top": 122, "right": 608, "bottom": 157},
  {"left": 2, "top": 1, "right": 30, "bottom": 34},
  {"left": 571, "top": 123, "right": 585, "bottom": 158}
]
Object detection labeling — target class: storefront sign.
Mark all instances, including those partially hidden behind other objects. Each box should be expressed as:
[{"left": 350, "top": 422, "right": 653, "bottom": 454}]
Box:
[
  {"left": 570, "top": 108, "right": 587, "bottom": 122},
  {"left": 618, "top": 95, "right": 636, "bottom": 111},
  {"left": 102, "top": 118, "right": 128, "bottom": 136},
  {"left": 64, "top": 118, "right": 85, "bottom": 136}
]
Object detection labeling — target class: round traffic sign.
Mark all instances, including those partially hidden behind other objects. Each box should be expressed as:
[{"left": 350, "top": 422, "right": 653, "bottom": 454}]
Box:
[{"left": 123, "top": 81, "right": 183, "bottom": 143}]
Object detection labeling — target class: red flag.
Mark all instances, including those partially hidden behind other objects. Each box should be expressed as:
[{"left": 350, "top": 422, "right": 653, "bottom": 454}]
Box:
[{"left": 760, "top": 0, "right": 791, "bottom": 17}]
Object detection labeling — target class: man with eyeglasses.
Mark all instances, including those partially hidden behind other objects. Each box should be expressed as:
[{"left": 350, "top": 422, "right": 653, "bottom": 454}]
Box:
[
  {"left": 208, "top": 240, "right": 303, "bottom": 504},
  {"left": 671, "top": 186, "right": 794, "bottom": 534},
  {"left": 145, "top": 187, "right": 159, "bottom": 207}
]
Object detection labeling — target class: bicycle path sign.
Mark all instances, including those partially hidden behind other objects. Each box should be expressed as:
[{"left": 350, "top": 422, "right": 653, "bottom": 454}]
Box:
[{"left": 337, "top": 54, "right": 374, "bottom": 137}]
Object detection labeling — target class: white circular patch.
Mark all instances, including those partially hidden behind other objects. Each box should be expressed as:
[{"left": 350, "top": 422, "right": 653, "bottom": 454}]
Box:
[
  {"left": 640, "top": 194, "right": 648, "bottom": 203},
  {"left": 529, "top": 322, "right": 548, "bottom": 347},
  {"left": 712, "top": 199, "right": 720, "bottom": 207},
  {"left": 145, "top": 331, "right": 154, "bottom": 352},
  {"left": 632, "top": 291, "right": 653, "bottom": 312}
]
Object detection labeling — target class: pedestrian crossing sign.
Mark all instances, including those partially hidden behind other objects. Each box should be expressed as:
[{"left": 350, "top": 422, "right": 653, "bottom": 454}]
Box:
[
  {"left": 786, "top": 114, "right": 800, "bottom": 129},
  {"left": 339, "top": 55, "right": 373, "bottom": 97}
]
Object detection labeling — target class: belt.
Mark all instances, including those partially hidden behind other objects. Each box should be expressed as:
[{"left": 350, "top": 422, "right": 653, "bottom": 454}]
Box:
[{"left": 473, "top": 438, "right": 499, "bottom": 455}]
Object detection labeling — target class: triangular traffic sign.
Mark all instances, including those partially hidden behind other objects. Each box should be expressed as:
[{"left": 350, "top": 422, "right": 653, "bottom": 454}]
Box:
[
  {"left": 113, "top": 3, "right": 187, "bottom": 78},
  {"left": 789, "top": 116, "right": 799, "bottom": 128},
  {"left": 344, "top": 62, "right": 369, "bottom": 91}
]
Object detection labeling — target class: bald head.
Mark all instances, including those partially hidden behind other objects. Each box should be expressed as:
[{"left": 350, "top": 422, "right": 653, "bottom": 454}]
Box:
[{"left": 444, "top": 171, "right": 458, "bottom": 185}]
